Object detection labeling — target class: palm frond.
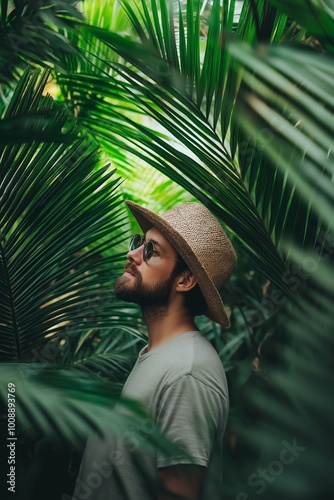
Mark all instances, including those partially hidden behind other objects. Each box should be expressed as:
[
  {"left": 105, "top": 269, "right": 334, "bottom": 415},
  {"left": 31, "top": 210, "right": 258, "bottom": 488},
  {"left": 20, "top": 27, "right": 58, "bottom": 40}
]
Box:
[
  {"left": 0, "top": 362, "right": 147, "bottom": 444},
  {"left": 267, "top": 0, "right": 334, "bottom": 51},
  {"left": 229, "top": 42, "right": 334, "bottom": 240},
  {"left": 0, "top": 68, "right": 129, "bottom": 362},
  {"left": 0, "top": 0, "right": 83, "bottom": 85},
  {"left": 0, "top": 68, "right": 76, "bottom": 144}
]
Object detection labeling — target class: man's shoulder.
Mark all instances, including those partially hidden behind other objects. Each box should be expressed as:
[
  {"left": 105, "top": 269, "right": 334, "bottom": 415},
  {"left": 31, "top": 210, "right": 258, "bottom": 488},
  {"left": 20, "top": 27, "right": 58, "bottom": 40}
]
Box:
[
  {"left": 180, "top": 331, "right": 224, "bottom": 371},
  {"left": 161, "top": 332, "right": 227, "bottom": 396}
]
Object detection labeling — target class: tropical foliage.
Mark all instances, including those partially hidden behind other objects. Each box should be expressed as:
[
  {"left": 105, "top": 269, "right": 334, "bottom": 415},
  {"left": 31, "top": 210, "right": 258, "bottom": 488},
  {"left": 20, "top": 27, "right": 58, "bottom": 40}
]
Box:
[{"left": 0, "top": 0, "right": 333, "bottom": 499}]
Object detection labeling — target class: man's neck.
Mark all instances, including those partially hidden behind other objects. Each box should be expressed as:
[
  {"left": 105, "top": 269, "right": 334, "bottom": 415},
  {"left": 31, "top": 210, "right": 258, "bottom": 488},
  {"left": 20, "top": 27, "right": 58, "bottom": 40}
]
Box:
[{"left": 142, "top": 304, "right": 198, "bottom": 352}]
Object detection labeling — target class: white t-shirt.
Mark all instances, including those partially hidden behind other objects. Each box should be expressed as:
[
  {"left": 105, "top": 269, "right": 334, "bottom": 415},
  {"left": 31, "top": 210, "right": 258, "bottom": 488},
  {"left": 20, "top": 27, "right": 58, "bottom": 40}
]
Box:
[{"left": 73, "top": 331, "right": 229, "bottom": 500}]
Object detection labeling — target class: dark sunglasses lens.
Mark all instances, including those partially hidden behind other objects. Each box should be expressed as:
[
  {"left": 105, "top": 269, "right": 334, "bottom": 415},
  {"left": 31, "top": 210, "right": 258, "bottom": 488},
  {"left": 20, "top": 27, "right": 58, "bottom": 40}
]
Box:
[
  {"left": 144, "top": 241, "right": 154, "bottom": 262},
  {"left": 129, "top": 234, "right": 142, "bottom": 251}
]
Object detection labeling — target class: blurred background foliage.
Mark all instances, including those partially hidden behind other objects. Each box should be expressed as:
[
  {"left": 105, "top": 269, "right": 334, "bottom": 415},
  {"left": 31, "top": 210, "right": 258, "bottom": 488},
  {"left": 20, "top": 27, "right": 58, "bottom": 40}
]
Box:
[{"left": 0, "top": 0, "right": 333, "bottom": 499}]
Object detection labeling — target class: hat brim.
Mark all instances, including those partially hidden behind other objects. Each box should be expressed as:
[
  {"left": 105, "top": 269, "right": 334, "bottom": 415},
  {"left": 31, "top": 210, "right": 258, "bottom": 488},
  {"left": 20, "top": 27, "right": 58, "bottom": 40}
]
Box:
[{"left": 126, "top": 201, "right": 230, "bottom": 327}]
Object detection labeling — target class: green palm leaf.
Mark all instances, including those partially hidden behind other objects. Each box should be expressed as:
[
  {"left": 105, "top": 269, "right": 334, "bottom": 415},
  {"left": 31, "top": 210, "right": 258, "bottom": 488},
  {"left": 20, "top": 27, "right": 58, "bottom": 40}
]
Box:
[
  {"left": 0, "top": 0, "right": 83, "bottom": 85},
  {"left": 0, "top": 68, "right": 76, "bottom": 144},
  {"left": 267, "top": 0, "right": 334, "bottom": 51},
  {"left": 229, "top": 43, "right": 334, "bottom": 236},
  {"left": 0, "top": 68, "right": 129, "bottom": 362}
]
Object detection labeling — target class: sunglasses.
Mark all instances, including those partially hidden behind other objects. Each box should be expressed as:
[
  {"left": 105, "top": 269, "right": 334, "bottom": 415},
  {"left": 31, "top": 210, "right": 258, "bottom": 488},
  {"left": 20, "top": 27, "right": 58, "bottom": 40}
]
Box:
[{"left": 129, "top": 234, "right": 183, "bottom": 263}]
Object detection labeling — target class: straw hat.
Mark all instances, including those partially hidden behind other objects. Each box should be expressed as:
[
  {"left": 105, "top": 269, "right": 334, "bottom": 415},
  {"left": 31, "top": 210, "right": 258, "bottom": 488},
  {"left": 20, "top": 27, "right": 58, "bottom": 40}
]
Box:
[{"left": 126, "top": 201, "right": 237, "bottom": 327}]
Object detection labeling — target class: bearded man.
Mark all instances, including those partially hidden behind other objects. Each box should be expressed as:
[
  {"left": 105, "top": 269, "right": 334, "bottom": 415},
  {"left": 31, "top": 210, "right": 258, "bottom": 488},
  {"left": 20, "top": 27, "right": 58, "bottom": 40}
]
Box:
[{"left": 73, "top": 201, "right": 236, "bottom": 500}]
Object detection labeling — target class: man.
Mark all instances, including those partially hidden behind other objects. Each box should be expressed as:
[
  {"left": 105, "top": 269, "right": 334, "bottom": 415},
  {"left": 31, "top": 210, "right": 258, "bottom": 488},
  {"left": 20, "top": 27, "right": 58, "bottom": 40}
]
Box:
[{"left": 73, "top": 201, "right": 236, "bottom": 500}]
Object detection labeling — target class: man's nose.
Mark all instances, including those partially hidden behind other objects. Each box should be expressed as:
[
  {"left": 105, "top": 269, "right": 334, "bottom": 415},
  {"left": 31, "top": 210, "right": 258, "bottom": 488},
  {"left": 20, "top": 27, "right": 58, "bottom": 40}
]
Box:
[{"left": 127, "top": 245, "right": 143, "bottom": 264}]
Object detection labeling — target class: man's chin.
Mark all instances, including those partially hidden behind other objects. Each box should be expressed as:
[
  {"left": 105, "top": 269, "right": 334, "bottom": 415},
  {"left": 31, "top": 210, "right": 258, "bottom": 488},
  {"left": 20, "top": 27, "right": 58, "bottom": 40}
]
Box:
[{"left": 114, "top": 275, "right": 136, "bottom": 301}]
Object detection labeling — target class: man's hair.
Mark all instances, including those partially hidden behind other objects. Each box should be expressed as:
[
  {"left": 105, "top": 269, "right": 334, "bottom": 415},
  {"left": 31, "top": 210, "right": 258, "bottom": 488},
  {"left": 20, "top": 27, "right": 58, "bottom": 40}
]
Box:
[{"left": 172, "top": 258, "right": 207, "bottom": 316}]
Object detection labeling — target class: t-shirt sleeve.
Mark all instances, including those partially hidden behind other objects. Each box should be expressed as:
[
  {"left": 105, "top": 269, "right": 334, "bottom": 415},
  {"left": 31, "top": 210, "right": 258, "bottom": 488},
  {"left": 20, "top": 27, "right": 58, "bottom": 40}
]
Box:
[{"left": 155, "top": 374, "right": 225, "bottom": 468}]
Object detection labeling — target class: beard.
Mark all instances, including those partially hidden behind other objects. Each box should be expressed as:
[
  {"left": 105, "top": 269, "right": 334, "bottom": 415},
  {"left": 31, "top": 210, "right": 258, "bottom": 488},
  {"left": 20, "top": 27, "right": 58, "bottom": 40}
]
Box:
[{"left": 114, "top": 266, "right": 175, "bottom": 308}]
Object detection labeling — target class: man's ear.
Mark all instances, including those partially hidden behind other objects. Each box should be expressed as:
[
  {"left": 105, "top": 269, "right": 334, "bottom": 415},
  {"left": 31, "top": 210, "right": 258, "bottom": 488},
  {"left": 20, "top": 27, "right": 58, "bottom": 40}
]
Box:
[{"left": 175, "top": 269, "right": 197, "bottom": 293}]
